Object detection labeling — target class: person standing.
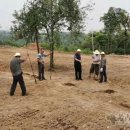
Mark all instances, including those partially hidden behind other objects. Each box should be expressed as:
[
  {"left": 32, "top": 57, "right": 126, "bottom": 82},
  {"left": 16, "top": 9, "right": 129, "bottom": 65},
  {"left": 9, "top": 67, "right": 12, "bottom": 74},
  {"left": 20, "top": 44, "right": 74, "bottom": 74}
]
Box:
[
  {"left": 74, "top": 49, "right": 82, "bottom": 80},
  {"left": 10, "top": 53, "right": 27, "bottom": 96},
  {"left": 89, "top": 50, "right": 100, "bottom": 79},
  {"left": 99, "top": 52, "right": 107, "bottom": 83},
  {"left": 37, "top": 48, "right": 51, "bottom": 81}
]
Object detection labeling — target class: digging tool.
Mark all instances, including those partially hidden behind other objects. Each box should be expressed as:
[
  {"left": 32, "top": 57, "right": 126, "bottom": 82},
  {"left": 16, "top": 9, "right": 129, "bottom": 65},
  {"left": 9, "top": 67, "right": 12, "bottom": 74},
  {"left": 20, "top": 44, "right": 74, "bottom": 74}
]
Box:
[
  {"left": 49, "top": 42, "right": 52, "bottom": 80},
  {"left": 26, "top": 41, "right": 37, "bottom": 84}
]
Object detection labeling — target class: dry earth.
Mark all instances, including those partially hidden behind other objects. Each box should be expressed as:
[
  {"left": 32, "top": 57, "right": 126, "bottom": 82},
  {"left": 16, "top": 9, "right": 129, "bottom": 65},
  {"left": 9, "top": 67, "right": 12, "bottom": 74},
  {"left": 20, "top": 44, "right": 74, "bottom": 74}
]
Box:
[{"left": 0, "top": 45, "right": 130, "bottom": 130}]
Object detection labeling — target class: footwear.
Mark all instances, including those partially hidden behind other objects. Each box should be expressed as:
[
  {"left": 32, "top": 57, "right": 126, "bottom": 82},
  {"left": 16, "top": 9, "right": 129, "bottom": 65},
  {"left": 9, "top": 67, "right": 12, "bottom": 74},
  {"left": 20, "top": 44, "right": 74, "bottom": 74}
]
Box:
[
  {"left": 22, "top": 92, "right": 29, "bottom": 96},
  {"left": 39, "top": 78, "right": 42, "bottom": 81},
  {"left": 79, "top": 79, "right": 83, "bottom": 80},
  {"left": 10, "top": 94, "right": 14, "bottom": 96},
  {"left": 42, "top": 77, "right": 46, "bottom": 80}
]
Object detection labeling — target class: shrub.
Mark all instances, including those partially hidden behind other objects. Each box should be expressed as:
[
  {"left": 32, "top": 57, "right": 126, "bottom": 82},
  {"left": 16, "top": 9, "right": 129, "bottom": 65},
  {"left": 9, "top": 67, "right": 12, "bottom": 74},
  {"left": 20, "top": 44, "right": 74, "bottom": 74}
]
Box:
[
  {"left": 81, "top": 48, "right": 92, "bottom": 54},
  {"left": 41, "top": 43, "right": 51, "bottom": 50},
  {"left": 114, "top": 48, "right": 124, "bottom": 55}
]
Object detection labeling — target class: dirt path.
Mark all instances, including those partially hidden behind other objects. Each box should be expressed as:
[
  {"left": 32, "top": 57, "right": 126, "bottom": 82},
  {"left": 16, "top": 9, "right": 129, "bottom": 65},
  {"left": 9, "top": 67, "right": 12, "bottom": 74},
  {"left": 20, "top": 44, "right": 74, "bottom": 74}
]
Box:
[{"left": 0, "top": 46, "right": 130, "bottom": 130}]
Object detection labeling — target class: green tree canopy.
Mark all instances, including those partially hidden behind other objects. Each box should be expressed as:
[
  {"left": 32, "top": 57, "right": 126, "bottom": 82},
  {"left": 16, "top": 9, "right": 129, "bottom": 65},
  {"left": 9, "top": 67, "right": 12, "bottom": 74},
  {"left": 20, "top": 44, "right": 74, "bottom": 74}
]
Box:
[{"left": 11, "top": 0, "right": 93, "bottom": 67}]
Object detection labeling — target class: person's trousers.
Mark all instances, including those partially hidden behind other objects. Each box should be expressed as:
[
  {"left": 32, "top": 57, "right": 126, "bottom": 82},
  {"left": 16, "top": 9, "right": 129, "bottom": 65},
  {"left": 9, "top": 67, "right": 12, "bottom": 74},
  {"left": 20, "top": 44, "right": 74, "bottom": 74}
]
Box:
[
  {"left": 100, "top": 66, "right": 107, "bottom": 82},
  {"left": 90, "top": 64, "right": 99, "bottom": 76},
  {"left": 90, "top": 63, "right": 94, "bottom": 74},
  {"left": 10, "top": 73, "right": 26, "bottom": 96},
  {"left": 38, "top": 63, "right": 45, "bottom": 80},
  {"left": 74, "top": 62, "right": 82, "bottom": 80}
]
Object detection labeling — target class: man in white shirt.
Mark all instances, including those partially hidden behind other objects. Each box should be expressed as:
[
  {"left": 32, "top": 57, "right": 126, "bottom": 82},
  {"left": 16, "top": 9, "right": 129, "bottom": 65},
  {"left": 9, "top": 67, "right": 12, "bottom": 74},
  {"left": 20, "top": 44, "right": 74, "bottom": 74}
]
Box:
[{"left": 89, "top": 50, "right": 100, "bottom": 79}]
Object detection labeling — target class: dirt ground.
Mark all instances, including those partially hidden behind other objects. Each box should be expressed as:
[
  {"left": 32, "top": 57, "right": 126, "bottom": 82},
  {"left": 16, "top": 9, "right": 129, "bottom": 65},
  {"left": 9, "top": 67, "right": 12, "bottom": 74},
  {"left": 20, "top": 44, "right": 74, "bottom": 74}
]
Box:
[{"left": 0, "top": 45, "right": 130, "bottom": 130}]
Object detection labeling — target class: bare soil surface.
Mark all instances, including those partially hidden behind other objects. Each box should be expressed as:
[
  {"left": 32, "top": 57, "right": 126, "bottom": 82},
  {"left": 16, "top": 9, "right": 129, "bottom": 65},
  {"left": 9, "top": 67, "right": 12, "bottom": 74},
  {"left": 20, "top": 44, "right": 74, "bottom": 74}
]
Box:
[{"left": 0, "top": 45, "right": 130, "bottom": 130}]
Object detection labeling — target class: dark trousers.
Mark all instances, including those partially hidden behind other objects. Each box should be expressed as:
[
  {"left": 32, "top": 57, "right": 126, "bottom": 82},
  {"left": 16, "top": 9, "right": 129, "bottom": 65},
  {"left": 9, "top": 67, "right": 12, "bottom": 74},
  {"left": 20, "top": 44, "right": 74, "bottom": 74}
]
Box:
[
  {"left": 90, "top": 63, "right": 99, "bottom": 76},
  {"left": 74, "top": 62, "right": 82, "bottom": 80},
  {"left": 100, "top": 66, "right": 107, "bottom": 82},
  {"left": 38, "top": 63, "right": 45, "bottom": 80},
  {"left": 10, "top": 73, "right": 26, "bottom": 96}
]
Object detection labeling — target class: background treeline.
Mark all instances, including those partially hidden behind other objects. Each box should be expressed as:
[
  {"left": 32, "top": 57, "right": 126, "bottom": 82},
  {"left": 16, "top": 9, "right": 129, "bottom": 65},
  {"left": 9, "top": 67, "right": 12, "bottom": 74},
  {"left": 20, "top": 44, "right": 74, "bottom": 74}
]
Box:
[
  {"left": 0, "top": 30, "right": 26, "bottom": 47},
  {"left": 1, "top": 6, "right": 130, "bottom": 55},
  {"left": 1, "top": 29, "right": 130, "bottom": 55}
]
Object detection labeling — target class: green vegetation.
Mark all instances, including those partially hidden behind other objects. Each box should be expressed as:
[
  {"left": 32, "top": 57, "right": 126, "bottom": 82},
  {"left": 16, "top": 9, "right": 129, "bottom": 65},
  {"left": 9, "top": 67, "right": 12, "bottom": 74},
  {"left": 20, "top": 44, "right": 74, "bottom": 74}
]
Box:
[
  {"left": 0, "top": 30, "right": 25, "bottom": 47},
  {"left": 11, "top": 0, "right": 93, "bottom": 67},
  {"left": 1, "top": 5, "right": 130, "bottom": 55}
]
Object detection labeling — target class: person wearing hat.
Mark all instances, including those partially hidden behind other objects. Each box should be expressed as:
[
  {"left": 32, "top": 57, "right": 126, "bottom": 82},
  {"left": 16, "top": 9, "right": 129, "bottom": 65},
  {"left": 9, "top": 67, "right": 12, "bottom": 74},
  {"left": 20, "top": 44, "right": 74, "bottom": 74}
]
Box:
[
  {"left": 37, "top": 48, "right": 51, "bottom": 81},
  {"left": 89, "top": 50, "right": 100, "bottom": 79},
  {"left": 74, "top": 49, "right": 82, "bottom": 80},
  {"left": 10, "top": 53, "right": 27, "bottom": 96},
  {"left": 99, "top": 52, "right": 107, "bottom": 83}
]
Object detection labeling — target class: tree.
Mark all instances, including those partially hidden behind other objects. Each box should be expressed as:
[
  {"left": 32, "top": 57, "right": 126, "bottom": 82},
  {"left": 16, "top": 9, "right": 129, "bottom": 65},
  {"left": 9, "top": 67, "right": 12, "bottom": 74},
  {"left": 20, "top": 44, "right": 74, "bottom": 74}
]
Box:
[
  {"left": 101, "top": 7, "right": 130, "bottom": 54},
  {"left": 11, "top": 0, "right": 93, "bottom": 68},
  {"left": 11, "top": 1, "right": 43, "bottom": 53}
]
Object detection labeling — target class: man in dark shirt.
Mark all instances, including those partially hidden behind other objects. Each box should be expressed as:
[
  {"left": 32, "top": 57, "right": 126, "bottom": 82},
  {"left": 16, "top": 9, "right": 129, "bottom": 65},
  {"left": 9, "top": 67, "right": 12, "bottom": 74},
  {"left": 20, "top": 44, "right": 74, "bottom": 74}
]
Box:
[
  {"left": 74, "top": 49, "right": 82, "bottom": 80},
  {"left": 10, "top": 53, "right": 27, "bottom": 96}
]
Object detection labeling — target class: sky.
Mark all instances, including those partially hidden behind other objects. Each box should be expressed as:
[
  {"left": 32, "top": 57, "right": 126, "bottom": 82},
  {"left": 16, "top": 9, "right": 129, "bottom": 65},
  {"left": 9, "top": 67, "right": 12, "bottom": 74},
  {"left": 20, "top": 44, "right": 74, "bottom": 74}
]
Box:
[{"left": 0, "top": 0, "right": 130, "bottom": 32}]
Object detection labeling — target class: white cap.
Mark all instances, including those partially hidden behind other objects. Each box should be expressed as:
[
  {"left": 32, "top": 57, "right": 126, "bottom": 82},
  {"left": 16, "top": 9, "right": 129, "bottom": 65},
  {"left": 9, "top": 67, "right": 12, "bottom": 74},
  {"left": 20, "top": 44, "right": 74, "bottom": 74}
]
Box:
[
  {"left": 101, "top": 52, "right": 105, "bottom": 55},
  {"left": 14, "top": 53, "right": 21, "bottom": 57},
  {"left": 77, "top": 49, "right": 81, "bottom": 52},
  {"left": 94, "top": 50, "right": 100, "bottom": 55}
]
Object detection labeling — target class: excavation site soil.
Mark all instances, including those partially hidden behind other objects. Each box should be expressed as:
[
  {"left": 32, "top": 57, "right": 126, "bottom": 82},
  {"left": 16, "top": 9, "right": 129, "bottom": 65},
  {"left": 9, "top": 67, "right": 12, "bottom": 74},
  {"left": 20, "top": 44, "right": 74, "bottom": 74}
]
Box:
[{"left": 0, "top": 45, "right": 130, "bottom": 130}]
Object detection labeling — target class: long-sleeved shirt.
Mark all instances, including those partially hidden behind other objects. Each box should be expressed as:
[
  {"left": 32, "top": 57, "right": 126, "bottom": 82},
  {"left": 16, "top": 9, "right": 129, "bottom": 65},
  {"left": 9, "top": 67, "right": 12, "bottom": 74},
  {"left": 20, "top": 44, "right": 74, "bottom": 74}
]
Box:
[
  {"left": 37, "top": 53, "right": 47, "bottom": 64},
  {"left": 10, "top": 57, "right": 24, "bottom": 76},
  {"left": 100, "top": 57, "right": 107, "bottom": 68},
  {"left": 74, "top": 53, "right": 81, "bottom": 63},
  {"left": 92, "top": 55, "right": 101, "bottom": 64}
]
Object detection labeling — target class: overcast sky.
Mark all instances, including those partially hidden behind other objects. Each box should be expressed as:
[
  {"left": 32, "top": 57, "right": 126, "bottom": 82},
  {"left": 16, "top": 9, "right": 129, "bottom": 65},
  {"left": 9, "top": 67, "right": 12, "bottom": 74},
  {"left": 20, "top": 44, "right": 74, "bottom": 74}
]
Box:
[{"left": 0, "top": 0, "right": 130, "bottom": 32}]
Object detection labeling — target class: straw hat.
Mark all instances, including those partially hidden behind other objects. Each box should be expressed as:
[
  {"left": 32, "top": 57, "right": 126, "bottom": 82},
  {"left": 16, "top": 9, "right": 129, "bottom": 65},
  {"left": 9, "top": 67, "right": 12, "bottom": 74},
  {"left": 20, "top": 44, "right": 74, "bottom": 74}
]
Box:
[
  {"left": 101, "top": 52, "right": 105, "bottom": 55},
  {"left": 14, "top": 53, "right": 21, "bottom": 57},
  {"left": 94, "top": 50, "right": 100, "bottom": 55},
  {"left": 77, "top": 49, "right": 81, "bottom": 52}
]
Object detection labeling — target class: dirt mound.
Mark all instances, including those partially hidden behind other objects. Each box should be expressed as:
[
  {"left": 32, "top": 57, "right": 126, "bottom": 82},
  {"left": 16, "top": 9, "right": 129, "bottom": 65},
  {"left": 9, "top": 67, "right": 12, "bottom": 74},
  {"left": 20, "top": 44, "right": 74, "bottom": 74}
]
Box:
[
  {"left": 64, "top": 83, "right": 76, "bottom": 86},
  {"left": 120, "top": 103, "right": 130, "bottom": 109},
  {"left": 104, "top": 89, "right": 115, "bottom": 94}
]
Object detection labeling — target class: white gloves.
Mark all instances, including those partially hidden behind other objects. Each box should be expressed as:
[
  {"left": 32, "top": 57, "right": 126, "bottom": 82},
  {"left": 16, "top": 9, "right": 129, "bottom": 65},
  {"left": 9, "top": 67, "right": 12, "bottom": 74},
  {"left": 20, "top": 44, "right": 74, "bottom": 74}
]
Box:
[{"left": 100, "top": 68, "right": 103, "bottom": 72}]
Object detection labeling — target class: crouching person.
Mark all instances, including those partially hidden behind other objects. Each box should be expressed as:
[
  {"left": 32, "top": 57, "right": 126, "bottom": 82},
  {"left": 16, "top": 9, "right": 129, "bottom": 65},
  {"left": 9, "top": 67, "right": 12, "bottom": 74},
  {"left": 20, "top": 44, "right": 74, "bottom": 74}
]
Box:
[
  {"left": 10, "top": 53, "right": 27, "bottom": 96},
  {"left": 99, "top": 52, "right": 107, "bottom": 83}
]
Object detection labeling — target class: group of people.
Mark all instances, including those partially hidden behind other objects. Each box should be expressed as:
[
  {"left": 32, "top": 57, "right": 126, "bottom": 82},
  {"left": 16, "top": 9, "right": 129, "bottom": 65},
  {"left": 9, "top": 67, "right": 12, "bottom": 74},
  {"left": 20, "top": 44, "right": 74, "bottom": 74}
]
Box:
[
  {"left": 9, "top": 48, "right": 107, "bottom": 96},
  {"left": 74, "top": 49, "right": 107, "bottom": 83}
]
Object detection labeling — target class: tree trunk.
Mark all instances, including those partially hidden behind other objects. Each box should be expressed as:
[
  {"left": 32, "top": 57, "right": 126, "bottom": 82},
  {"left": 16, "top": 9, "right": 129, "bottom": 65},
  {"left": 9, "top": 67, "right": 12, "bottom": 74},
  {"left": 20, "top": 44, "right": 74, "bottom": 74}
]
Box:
[
  {"left": 124, "top": 43, "right": 126, "bottom": 55},
  {"left": 107, "top": 35, "right": 110, "bottom": 53},
  {"left": 35, "top": 28, "right": 39, "bottom": 53},
  {"left": 123, "top": 26, "right": 128, "bottom": 55},
  {"left": 50, "top": 42, "right": 54, "bottom": 68},
  {"left": 50, "top": 29, "right": 54, "bottom": 68}
]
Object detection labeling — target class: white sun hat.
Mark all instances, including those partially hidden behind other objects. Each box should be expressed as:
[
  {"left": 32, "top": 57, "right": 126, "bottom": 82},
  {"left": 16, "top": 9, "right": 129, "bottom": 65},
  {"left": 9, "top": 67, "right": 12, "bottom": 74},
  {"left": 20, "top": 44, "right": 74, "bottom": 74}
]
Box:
[
  {"left": 94, "top": 50, "right": 100, "bottom": 55},
  {"left": 77, "top": 49, "right": 81, "bottom": 52},
  {"left": 101, "top": 52, "right": 105, "bottom": 55},
  {"left": 14, "top": 53, "right": 21, "bottom": 57}
]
